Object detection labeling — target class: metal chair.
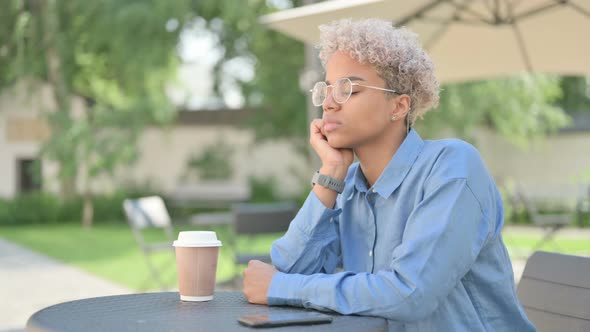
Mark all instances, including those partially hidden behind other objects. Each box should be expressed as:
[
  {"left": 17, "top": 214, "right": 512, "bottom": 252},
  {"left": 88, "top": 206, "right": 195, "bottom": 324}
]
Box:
[
  {"left": 517, "top": 251, "right": 590, "bottom": 331},
  {"left": 231, "top": 201, "right": 298, "bottom": 266},
  {"left": 123, "top": 196, "right": 176, "bottom": 291},
  {"left": 169, "top": 181, "right": 251, "bottom": 209},
  {"left": 513, "top": 184, "right": 572, "bottom": 251}
]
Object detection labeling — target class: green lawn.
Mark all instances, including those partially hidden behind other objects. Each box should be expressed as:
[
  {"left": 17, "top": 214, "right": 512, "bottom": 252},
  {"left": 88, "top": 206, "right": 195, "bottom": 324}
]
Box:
[
  {"left": 1, "top": 224, "right": 589, "bottom": 291},
  {"left": 502, "top": 230, "right": 590, "bottom": 258},
  {"left": 0, "top": 223, "right": 282, "bottom": 291}
]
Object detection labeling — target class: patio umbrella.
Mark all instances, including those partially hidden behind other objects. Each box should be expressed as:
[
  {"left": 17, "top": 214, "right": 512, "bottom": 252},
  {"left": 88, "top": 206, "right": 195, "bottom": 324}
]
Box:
[{"left": 260, "top": 0, "right": 590, "bottom": 83}]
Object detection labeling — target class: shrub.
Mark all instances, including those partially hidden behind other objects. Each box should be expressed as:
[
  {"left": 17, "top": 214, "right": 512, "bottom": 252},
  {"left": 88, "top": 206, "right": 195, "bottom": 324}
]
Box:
[
  {"left": 248, "top": 176, "right": 278, "bottom": 203},
  {"left": 3, "top": 192, "right": 61, "bottom": 225},
  {"left": 0, "top": 185, "right": 161, "bottom": 226},
  {"left": 0, "top": 198, "right": 12, "bottom": 225}
]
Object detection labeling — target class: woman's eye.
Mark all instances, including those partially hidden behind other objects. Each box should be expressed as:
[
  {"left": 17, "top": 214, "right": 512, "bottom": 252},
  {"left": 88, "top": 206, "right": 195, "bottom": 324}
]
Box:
[{"left": 350, "top": 91, "right": 359, "bottom": 95}]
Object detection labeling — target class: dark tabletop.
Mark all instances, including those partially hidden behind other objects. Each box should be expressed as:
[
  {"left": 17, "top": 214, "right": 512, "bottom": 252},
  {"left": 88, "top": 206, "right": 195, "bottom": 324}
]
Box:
[{"left": 26, "top": 291, "right": 387, "bottom": 332}]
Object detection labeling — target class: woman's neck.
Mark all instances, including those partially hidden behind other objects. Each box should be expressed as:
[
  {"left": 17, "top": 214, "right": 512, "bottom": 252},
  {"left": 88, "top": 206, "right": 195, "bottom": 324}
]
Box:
[{"left": 355, "top": 129, "right": 407, "bottom": 187}]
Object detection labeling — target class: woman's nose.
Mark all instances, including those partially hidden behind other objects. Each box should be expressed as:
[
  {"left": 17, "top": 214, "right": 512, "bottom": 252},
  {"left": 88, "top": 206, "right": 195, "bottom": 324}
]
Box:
[{"left": 322, "top": 91, "right": 341, "bottom": 112}]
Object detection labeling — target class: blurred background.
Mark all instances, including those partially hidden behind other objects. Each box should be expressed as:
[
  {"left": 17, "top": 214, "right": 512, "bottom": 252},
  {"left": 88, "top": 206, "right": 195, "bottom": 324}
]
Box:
[{"left": 1, "top": 1, "right": 589, "bottom": 331}]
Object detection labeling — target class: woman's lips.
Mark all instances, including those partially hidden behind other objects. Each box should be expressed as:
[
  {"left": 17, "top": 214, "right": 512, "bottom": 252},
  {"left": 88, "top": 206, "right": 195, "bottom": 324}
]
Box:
[{"left": 323, "top": 121, "right": 341, "bottom": 132}]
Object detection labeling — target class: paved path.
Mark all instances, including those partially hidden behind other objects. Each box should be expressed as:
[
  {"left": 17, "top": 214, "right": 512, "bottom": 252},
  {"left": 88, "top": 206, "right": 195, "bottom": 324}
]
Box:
[{"left": 0, "top": 238, "right": 131, "bottom": 332}]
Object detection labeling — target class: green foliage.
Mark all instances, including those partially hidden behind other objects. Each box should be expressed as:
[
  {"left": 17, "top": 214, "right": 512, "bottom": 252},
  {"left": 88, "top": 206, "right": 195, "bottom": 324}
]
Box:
[
  {"left": 0, "top": 187, "right": 162, "bottom": 226},
  {"left": 191, "top": 0, "right": 308, "bottom": 143},
  {"left": 556, "top": 76, "right": 590, "bottom": 113},
  {"left": 577, "top": 190, "right": 590, "bottom": 227},
  {"left": 248, "top": 176, "right": 279, "bottom": 203},
  {"left": 578, "top": 211, "right": 590, "bottom": 228},
  {"left": 0, "top": 192, "right": 62, "bottom": 225},
  {"left": 242, "top": 5, "right": 308, "bottom": 142},
  {"left": 417, "top": 74, "right": 571, "bottom": 147},
  {"left": 183, "top": 140, "right": 234, "bottom": 181},
  {"left": 1, "top": 0, "right": 194, "bottom": 201}
]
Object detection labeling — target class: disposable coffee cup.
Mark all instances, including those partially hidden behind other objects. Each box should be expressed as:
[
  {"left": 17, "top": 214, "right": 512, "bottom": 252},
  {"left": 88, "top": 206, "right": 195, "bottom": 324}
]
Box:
[{"left": 173, "top": 231, "right": 222, "bottom": 301}]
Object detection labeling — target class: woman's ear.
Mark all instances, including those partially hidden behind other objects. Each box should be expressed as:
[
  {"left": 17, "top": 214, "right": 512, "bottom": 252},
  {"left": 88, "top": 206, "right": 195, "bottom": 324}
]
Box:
[{"left": 391, "top": 94, "right": 412, "bottom": 119}]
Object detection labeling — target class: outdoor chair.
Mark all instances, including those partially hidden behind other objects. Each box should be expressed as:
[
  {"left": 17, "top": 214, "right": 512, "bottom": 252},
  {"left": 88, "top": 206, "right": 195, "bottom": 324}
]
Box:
[
  {"left": 231, "top": 201, "right": 298, "bottom": 267},
  {"left": 517, "top": 251, "right": 590, "bottom": 331},
  {"left": 123, "top": 196, "right": 176, "bottom": 291},
  {"left": 512, "top": 184, "right": 572, "bottom": 251},
  {"left": 169, "top": 181, "right": 251, "bottom": 209}
]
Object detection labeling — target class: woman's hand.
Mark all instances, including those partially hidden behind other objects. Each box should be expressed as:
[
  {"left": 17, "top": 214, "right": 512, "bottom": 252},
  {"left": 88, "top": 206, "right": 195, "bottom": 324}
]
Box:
[
  {"left": 309, "top": 119, "right": 354, "bottom": 180},
  {"left": 242, "top": 260, "right": 278, "bottom": 305}
]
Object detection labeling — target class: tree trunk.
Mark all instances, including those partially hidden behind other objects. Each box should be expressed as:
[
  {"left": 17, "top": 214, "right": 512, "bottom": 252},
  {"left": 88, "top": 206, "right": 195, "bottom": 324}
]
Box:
[
  {"left": 60, "top": 177, "right": 76, "bottom": 198},
  {"left": 42, "top": 0, "right": 69, "bottom": 111},
  {"left": 41, "top": 0, "right": 77, "bottom": 198},
  {"left": 82, "top": 190, "right": 94, "bottom": 229}
]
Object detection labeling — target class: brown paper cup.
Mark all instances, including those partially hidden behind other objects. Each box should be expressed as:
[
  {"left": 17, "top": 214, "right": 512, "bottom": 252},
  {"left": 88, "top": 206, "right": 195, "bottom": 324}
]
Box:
[
  {"left": 175, "top": 246, "right": 219, "bottom": 301},
  {"left": 173, "top": 231, "right": 222, "bottom": 302}
]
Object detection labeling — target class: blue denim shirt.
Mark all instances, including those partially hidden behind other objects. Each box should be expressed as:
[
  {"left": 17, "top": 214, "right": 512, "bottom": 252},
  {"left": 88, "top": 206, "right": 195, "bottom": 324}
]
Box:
[{"left": 267, "top": 130, "right": 536, "bottom": 331}]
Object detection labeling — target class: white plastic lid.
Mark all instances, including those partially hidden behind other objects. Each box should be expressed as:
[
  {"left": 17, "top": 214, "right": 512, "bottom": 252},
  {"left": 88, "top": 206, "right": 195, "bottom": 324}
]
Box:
[{"left": 173, "top": 231, "right": 222, "bottom": 247}]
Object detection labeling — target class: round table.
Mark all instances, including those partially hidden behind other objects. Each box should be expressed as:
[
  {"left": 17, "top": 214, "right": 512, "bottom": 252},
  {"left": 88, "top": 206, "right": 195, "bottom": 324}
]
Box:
[{"left": 26, "top": 291, "right": 387, "bottom": 331}]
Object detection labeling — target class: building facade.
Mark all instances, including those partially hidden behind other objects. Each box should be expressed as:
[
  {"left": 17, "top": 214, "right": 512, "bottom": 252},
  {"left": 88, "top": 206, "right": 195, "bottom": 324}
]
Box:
[{"left": 1, "top": 81, "right": 589, "bottom": 205}]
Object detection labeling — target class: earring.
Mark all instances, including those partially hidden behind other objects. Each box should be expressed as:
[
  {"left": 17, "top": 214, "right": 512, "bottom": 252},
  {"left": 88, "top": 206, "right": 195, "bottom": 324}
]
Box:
[{"left": 391, "top": 115, "right": 397, "bottom": 122}]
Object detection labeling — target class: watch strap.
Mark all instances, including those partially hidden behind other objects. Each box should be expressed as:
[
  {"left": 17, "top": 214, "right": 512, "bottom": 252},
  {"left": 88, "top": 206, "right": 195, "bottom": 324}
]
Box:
[{"left": 311, "top": 171, "right": 345, "bottom": 194}]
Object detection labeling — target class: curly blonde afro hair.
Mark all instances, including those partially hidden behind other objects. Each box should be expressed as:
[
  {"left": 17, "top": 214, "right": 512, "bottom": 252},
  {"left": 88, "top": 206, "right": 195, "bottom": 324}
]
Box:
[{"left": 318, "top": 18, "right": 440, "bottom": 125}]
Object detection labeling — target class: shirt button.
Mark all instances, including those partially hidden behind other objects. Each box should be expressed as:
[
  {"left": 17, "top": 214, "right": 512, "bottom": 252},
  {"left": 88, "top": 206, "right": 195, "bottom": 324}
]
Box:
[
  {"left": 329, "top": 217, "right": 334, "bottom": 223},
  {"left": 372, "top": 189, "right": 377, "bottom": 193},
  {"left": 369, "top": 250, "right": 373, "bottom": 257}
]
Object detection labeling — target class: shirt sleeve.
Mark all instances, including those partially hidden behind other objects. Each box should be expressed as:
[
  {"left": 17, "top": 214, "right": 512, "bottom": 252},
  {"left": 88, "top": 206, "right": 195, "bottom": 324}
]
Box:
[
  {"left": 270, "top": 191, "right": 342, "bottom": 275},
  {"left": 267, "top": 178, "right": 492, "bottom": 322}
]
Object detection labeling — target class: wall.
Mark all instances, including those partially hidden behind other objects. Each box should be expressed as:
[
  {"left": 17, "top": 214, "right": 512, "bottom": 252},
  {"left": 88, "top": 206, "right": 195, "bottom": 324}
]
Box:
[
  {"left": 475, "top": 128, "right": 590, "bottom": 204},
  {"left": 0, "top": 80, "right": 92, "bottom": 198},
  {"left": 115, "top": 125, "right": 308, "bottom": 198},
  {"left": 0, "top": 81, "right": 47, "bottom": 198}
]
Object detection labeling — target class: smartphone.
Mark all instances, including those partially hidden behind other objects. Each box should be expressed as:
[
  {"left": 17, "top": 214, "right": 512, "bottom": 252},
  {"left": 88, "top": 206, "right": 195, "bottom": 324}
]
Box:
[{"left": 237, "top": 312, "right": 333, "bottom": 328}]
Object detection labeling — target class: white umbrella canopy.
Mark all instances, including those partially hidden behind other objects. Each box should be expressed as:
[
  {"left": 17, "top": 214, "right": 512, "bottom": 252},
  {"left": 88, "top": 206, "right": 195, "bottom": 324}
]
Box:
[{"left": 260, "top": 0, "right": 590, "bottom": 83}]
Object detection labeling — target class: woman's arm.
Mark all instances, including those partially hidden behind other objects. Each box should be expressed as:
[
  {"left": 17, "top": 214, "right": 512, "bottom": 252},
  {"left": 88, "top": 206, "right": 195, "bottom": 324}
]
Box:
[
  {"left": 270, "top": 191, "right": 342, "bottom": 275},
  {"left": 268, "top": 178, "right": 492, "bottom": 322}
]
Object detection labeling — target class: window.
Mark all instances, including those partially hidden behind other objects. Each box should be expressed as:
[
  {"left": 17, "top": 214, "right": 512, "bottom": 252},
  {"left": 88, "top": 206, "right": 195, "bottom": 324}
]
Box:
[{"left": 18, "top": 159, "right": 42, "bottom": 193}]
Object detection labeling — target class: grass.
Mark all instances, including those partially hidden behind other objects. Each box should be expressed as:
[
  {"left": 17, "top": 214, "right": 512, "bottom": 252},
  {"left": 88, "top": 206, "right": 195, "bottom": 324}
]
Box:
[
  {"left": 0, "top": 223, "right": 282, "bottom": 291},
  {"left": 1, "top": 223, "right": 589, "bottom": 291},
  {"left": 502, "top": 229, "right": 590, "bottom": 258}
]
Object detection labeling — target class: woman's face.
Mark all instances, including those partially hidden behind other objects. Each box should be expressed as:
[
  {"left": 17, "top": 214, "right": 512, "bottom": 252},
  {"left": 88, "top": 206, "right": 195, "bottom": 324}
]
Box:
[{"left": 321, "top": 51, "right": 397, "bottom": 149}]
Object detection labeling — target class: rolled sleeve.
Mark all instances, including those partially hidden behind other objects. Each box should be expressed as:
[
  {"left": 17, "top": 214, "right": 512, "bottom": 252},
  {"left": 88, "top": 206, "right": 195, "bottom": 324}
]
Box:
[
  {"left": 267, "top": 272, "right": 305, "bottom": 307},
  {"left": 270, "top": 191, "right": 342, "bottom": 275}
]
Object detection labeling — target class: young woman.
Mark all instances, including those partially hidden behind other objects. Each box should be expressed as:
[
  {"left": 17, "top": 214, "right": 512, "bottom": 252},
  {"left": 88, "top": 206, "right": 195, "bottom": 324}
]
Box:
[{"left": 242, "top": 18, "right": 536, "bottom": 332}]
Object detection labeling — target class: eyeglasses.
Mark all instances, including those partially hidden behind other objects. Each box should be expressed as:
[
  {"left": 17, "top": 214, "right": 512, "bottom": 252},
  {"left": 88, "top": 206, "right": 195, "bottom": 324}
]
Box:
[{"left": 310, "top": 77, "right": 398, "bottom": 107}]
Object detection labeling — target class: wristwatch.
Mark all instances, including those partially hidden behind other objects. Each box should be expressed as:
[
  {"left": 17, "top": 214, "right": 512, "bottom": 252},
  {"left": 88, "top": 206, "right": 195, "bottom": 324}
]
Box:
[{"left": 311, "top": 171, "right": 345, "bottom": 194}]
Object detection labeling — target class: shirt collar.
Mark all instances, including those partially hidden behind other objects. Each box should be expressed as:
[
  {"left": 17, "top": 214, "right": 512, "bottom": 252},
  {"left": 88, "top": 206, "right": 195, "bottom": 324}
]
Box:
[{"left": 351, "top": 129, "right": 424, "bottom": 199}]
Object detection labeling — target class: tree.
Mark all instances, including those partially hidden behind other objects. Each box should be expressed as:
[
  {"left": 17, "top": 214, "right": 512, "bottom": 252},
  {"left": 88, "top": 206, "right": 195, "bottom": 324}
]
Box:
[
  {"left": 181, "top": 0, "right": 309, "bottom": 155},
  {"left": 1, "top": 0, "right": 194, "bottom": 227},
  {"left": 417, "top": 74, "right": 571, "bottom": 148},
  {"left": 556, "top": 76, "right": 590, "bottom": 113},
  {"left": 182, "top": 139, "right": 234, "bottom": 181},
  {"left": 241, "top": 1, "right": 308, "bottom": 148},
  {"left": 2, "top": 0, "right": 306, "bottom": 227}
]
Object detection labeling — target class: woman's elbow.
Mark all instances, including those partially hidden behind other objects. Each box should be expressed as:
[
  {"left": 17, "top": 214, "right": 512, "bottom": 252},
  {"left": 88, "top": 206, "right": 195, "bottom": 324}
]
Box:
[{"left": 382, "top": 291, "right": 440, "bottom": 322}]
